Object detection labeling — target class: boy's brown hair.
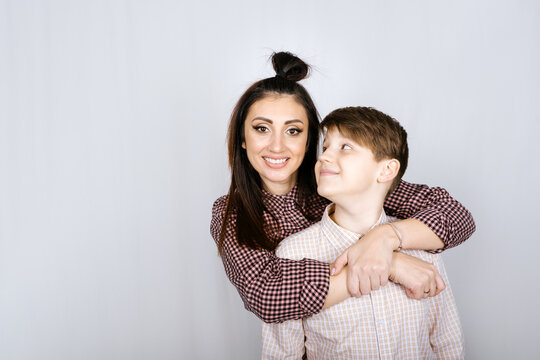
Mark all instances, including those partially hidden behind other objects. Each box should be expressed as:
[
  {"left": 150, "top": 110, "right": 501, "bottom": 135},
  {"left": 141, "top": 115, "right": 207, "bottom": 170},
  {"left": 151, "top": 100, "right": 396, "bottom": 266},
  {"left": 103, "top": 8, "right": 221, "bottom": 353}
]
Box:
[{"left": 320, "top": 106, "right": 408, "bottom": 194}]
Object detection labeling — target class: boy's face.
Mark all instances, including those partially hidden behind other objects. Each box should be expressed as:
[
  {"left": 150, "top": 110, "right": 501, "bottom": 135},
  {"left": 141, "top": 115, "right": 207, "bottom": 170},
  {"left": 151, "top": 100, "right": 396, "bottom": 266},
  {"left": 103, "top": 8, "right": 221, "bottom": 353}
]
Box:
[{"left": 315, "top": 128, "right": 383, "bottom": 203}]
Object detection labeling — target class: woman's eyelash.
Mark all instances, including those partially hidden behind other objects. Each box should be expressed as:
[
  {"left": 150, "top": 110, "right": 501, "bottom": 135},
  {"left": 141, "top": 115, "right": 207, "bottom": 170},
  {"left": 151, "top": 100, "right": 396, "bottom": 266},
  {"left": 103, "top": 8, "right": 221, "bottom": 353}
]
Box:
[
  {"left": 287, "top": 128, "right": 303, "bottom": 135},
  {"left": 253, "top": 126, "right": 269, "bottom": 132}
]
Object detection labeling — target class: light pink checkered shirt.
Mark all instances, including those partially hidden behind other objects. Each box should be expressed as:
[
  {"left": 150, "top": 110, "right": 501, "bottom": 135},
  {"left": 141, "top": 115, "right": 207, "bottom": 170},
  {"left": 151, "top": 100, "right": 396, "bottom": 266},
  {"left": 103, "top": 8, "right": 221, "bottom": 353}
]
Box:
[{"left": 262, "top": 205, "right": 464, "bottom": 360}]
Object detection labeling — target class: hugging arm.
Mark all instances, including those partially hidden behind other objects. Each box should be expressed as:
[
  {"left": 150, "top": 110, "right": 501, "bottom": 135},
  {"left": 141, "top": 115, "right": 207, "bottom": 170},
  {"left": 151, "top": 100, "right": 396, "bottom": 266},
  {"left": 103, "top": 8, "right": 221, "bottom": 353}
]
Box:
[
  {"left": 323, "top": 252, "right": 445, "bottom": 307},
  {"left": 211, "top": 197, "right": 330, "bottom": 323},
  {"left": 384, "top": 180, "right": 476, "bottom": 250},
  {"left": 332, "top": 180, "right": 475, "bottom": 297}
]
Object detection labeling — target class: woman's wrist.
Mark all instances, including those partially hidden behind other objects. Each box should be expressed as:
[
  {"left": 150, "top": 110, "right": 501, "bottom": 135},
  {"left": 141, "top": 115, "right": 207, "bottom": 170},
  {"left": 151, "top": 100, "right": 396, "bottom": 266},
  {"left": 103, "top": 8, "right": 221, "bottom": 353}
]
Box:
[{"left": 372, "top": 223, "right": 401, "bottom": 251}]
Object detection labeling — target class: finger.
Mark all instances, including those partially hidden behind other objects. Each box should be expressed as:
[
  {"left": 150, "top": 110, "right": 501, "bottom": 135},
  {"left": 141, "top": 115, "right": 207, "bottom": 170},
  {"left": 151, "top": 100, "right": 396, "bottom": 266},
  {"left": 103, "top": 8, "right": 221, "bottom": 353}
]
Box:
[
  {"left": 332, "top": 252, "right": 348, "bottom": 276},
  {"left": 428, "top": 276, "right": 437, "bottom": 297},
  {"left": 379, "top": 269, "right": 389, "bottom": 287},
  {"left": 416, "top": 281, "right": 429, "bottom": 299},
  {"left": 406, "top": 287, "right": 422, "bottom": 300},
  {"left": 370, "top": 273, "right": 381, "bottom": 292},
  {"left": 347, "top": 271, "right": 360, "bottom": 297},
  {"left": 359, "top": 273, "right": 371, "bottom": 296},
  {"left": 434, "top": 274, "right": 446, "bottom": 296}
]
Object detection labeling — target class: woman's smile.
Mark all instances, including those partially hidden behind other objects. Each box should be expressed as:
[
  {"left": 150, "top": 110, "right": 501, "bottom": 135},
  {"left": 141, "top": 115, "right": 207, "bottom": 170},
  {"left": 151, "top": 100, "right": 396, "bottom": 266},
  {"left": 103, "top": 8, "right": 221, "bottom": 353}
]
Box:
[
  {"left": 263, "top": 156, "right": 290, "bottom": 167},
  {"left": 242, "top": 94, "right": 309, "bottom": 195}
]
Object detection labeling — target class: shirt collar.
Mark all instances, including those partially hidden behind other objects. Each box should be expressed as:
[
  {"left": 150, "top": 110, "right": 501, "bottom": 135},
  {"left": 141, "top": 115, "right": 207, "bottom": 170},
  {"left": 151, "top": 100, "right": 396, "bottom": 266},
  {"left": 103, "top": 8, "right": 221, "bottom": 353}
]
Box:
[
  {"left": 320, "top": 204, "right": 389, "bottom": 254},
  {"left": 261, "top": 184, "right": 300, "bottom": 208}
]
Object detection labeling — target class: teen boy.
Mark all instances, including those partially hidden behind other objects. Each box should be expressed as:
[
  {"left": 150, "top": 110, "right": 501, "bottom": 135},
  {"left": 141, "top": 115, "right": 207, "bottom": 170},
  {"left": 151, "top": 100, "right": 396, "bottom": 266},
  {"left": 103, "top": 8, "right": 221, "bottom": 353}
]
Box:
[{"left": 262, "top": 107, "right": 463, "bottom": 359}]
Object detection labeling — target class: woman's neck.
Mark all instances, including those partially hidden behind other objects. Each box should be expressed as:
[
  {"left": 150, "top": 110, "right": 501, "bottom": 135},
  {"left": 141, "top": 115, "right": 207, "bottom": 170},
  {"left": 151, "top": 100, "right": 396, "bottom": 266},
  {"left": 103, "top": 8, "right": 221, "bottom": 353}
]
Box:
[{"left": 262, "top": 176, "right": 298, "bottom": 195}]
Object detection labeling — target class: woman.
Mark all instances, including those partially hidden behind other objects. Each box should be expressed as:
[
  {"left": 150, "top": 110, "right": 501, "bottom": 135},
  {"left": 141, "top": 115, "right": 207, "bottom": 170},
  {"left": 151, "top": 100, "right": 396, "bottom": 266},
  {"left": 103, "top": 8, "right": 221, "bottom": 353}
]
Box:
[{"left": 210, "top": 52, "right": 475, "bottom": 323}]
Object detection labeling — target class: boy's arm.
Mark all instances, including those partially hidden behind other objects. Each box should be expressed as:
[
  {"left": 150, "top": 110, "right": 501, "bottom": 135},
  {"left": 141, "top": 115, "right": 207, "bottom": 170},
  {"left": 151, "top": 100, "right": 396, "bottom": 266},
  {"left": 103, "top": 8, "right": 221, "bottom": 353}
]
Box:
[
  {"left": 426, "top": 255, "right": 464, "bottom": 359},
  {"left": 261, "top": 321, "right": 305, "bottom": 360}
]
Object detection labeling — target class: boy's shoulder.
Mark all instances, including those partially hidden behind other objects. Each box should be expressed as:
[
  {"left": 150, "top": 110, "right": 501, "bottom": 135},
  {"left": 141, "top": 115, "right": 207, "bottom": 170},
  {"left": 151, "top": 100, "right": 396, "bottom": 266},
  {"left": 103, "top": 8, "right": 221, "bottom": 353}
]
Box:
[{"left": 276, "top": 222, "right": 325, "bottom": 261}]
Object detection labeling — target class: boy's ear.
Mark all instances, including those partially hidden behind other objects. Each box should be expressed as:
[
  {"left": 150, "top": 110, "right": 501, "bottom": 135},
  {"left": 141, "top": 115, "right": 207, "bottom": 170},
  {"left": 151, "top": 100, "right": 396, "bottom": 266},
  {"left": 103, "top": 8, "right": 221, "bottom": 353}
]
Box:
[{"left": 377, "top": 159, "right": 400, "bottom": 184}]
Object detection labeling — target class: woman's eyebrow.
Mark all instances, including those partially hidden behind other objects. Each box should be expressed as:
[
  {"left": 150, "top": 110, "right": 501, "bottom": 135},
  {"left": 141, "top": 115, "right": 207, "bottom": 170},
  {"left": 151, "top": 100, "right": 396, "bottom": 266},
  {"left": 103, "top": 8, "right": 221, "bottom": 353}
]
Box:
[{"left": 251, "top": 117, "right": 304, "bottom": 125}]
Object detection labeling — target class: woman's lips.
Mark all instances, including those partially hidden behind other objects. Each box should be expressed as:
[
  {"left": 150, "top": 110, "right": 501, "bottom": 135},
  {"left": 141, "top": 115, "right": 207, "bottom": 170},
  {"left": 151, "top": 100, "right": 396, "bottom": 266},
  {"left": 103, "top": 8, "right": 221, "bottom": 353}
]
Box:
[{"left": 263, "top": 157, "right": 289, "bottom": 169}]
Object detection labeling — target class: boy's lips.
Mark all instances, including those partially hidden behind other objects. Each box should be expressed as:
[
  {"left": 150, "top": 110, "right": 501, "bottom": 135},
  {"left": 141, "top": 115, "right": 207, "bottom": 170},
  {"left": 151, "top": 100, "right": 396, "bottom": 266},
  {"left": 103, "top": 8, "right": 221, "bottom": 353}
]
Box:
[{"left": 319, "top": 169, "right": 339, "bottom": 176}]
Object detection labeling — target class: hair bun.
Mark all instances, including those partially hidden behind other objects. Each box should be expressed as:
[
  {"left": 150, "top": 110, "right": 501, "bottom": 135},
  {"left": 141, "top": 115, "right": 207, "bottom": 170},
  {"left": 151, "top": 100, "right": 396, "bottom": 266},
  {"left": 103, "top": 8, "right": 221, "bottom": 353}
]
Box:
[{"left": 271, "top": 52, "right": 310, "bottom": 82}]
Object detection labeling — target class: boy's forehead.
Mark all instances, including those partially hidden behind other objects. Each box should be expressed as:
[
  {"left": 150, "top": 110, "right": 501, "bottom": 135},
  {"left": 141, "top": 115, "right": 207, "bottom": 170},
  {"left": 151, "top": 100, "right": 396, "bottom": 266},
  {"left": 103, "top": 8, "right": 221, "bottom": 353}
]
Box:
[{"left": 323, "top": 127, "right": 360, "bottom": 144}]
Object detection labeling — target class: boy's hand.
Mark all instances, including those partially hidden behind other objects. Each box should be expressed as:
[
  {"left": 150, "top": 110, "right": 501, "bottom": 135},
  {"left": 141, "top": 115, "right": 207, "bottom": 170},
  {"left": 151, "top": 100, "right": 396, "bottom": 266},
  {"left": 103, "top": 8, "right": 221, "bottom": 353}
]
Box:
[
  {"left": 389, "top": 251, "right": 445, "bottom": 299},
  {"left": 332, "top": 225, "right": 397, "bottom": 297}
]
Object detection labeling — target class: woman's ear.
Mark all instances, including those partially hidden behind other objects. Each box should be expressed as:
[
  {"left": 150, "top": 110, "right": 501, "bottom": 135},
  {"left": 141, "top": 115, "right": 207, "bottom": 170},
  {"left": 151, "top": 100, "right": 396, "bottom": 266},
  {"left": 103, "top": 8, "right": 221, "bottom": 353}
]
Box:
[
  {"left": 241, "top": 141, "right": 246, "bottom": 149},
  {"left": 377, "top": 159, "right": 400, "bottom": 184}
]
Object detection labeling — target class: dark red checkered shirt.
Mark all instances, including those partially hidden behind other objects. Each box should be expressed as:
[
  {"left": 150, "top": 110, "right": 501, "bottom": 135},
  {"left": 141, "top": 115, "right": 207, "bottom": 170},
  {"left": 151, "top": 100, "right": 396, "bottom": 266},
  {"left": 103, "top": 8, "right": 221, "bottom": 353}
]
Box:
[{"left": 210, "top": 180, "right": 475, "bottom": 323}]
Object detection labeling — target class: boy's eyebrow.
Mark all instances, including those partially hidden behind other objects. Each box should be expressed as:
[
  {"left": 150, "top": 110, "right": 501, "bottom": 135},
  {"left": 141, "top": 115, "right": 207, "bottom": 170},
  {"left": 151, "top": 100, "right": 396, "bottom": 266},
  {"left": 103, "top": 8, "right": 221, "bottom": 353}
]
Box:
[{"left": 251, "top": 117, "right": 304, "bottom": 125}]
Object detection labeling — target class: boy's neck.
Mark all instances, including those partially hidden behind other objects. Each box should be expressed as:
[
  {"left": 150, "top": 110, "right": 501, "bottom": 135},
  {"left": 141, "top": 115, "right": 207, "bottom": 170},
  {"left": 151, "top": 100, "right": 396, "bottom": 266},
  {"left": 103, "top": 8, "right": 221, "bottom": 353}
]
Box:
[{"left": 330, "top": 194, "right": 385, "bottom": 235}]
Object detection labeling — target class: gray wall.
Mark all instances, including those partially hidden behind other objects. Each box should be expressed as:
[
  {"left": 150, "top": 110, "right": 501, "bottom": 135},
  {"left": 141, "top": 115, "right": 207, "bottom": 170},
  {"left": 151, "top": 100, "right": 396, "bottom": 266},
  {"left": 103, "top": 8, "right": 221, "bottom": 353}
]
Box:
[{"left": 1, "top": 0, "right": 539, "bottom": 359}]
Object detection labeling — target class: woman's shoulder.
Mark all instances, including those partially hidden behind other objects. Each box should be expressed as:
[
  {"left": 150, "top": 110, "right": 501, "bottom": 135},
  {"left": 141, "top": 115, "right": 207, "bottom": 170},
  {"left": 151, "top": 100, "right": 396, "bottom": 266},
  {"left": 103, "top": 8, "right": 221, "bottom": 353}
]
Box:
[
  {"left": 212, "top": 194, "right": 235, "bottom": 219},
  {"left": 301, "top": 192, "right": 331, "bottom": 219},
  {"left": 210, "top": 194, "right": 234, "bottom": 241},
  {"left": 212, "top": 194, "right": 228, "bottom": 211}
]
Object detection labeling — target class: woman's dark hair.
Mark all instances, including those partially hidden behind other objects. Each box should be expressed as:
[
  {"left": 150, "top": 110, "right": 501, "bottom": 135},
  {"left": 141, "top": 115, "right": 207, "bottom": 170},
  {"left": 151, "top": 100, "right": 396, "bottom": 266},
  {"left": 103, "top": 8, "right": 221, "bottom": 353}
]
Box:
[{"left": 218, "top": 52, "right": 320, "bottom": 254}]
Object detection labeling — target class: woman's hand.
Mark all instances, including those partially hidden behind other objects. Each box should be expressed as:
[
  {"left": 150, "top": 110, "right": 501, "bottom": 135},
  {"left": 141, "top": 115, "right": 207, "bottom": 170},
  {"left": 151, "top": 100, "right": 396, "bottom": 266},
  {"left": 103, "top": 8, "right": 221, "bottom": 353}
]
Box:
[
  {"left": 332, "top": 224, "right": 398, "bottom": 297},
  {"left": 389, "top": 251, "right": 445, "bottom": 299}
]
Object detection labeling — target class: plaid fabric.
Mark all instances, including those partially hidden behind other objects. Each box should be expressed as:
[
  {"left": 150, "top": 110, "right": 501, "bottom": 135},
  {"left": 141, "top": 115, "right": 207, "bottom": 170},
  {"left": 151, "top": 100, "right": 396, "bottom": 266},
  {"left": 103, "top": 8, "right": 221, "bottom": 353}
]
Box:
[
  {"left": 210, "top": 180, "right": 475, "bottom": 323},
  {"left": 385, "top": 181, "right": 476, "bottom": 253},
  {"left": 262, "top": 206, "right": 464, "bottom": 359}
]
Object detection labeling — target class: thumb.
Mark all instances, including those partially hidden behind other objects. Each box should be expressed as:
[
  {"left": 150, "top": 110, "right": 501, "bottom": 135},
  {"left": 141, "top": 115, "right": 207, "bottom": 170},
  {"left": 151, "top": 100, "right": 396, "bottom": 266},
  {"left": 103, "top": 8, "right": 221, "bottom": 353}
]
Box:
[{"left": 331, "top": 251, "right": 349, "bottom": 276}]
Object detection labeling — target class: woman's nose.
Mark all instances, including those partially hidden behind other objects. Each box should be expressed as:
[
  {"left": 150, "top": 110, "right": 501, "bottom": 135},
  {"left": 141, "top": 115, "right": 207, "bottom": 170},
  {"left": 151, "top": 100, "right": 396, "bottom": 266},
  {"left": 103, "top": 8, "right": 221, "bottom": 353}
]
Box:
[{"left": 269, "top": 133, "right": 285, "bottom": 152}]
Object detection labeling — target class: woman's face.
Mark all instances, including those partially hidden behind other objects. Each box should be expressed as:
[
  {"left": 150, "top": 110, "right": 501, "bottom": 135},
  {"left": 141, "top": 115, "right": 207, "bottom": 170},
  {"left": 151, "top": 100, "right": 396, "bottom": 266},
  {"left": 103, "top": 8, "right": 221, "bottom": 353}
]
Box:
[{"left": 242, "top": 94, "right": 309, "bottom": 195}]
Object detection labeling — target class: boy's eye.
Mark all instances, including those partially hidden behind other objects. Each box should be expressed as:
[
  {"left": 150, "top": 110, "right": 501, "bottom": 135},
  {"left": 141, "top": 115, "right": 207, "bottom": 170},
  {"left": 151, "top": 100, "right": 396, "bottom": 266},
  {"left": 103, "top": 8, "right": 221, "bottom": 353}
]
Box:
[{"left": 342, "top": 144, "right": 352, "bottom": 150}]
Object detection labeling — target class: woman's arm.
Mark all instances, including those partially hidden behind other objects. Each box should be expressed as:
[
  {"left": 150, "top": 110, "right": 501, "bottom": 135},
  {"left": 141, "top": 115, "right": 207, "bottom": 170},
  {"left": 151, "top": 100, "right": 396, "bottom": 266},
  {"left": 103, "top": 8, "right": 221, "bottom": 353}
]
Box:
[
  {"left": 384, "top": 180, "right": 476, "bottom": 250},
  {"left": 332, "top": 180, "right": 475, "bottom": 297},
  {"left": 211, "top": 196, "right": 330, "bottom": 323},
  {"left": 323, "top": 251, "right": 446, "bottom": 308}
]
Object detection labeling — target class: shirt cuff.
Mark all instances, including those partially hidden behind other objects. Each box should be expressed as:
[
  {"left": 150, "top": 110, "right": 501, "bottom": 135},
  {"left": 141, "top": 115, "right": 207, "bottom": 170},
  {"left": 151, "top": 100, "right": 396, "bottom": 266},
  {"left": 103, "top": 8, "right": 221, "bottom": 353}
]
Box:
[
  {"left": 411, "top": 208, "right": 448, "bottom": 253},
  {"left": 298, "top": 258, "right": 330, "bottom": 316}
]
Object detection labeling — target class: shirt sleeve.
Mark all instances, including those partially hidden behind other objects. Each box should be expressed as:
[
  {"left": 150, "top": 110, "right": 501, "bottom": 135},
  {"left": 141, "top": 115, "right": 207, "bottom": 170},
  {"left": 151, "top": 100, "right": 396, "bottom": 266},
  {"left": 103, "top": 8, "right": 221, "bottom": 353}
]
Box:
[
  {"left": 262, "top": 321, "right": 305, "bottom": 359},
  {"left": 426, "top": 255, "right": 464, "bottom": 359},
  {"left": 210, "top": 196, "right": 330, "bottom": 323},
  {"left": 383, "top": 180, "right": 476, "bottom": 252}
]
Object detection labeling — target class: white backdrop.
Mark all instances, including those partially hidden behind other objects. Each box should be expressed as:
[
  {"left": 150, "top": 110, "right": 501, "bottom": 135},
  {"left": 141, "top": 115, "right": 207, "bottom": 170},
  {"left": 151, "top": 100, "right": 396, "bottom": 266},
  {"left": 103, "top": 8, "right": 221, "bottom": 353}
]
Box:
[{"left": 1, "top": 0, "right": 539, "bottom": 359}]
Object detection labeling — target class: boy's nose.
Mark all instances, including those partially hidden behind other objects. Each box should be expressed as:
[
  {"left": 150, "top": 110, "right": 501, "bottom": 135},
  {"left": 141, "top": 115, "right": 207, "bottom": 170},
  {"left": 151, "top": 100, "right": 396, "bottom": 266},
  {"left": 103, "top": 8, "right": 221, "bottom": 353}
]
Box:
[{"left": 318, "top": 149, "right": 333, "bottom": 162}]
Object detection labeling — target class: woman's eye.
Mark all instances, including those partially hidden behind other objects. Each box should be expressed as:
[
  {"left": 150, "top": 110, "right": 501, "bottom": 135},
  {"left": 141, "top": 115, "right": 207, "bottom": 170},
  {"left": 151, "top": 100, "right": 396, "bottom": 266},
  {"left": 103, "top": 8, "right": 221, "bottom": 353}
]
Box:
[
  {"left": 321, "top": 146, "right": 327, "bottom": 152},
  {"left": 342, "top": 144, "right": 352, "bottom": 150},
  {"left": 254, "top": 126, "right": 269, "bottom": 132},
  {"left": 287, "top": 128, "right": 302, "bottom": 135}
]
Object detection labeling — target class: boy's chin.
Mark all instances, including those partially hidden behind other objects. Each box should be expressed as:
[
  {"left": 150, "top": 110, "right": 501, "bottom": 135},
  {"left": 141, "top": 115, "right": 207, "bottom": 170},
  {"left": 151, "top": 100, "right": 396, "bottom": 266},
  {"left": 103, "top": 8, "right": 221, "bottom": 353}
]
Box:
[{"left": 317, "top": 187, "right": 336, "bottom": 202}]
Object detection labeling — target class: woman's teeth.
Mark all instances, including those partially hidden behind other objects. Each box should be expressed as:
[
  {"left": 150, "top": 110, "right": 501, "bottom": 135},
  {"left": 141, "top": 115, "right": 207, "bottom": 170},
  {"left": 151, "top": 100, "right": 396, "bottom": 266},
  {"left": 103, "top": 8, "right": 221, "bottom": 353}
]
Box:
[{"left": 264, "top": 157, "right": 288, "bottom": 164}]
